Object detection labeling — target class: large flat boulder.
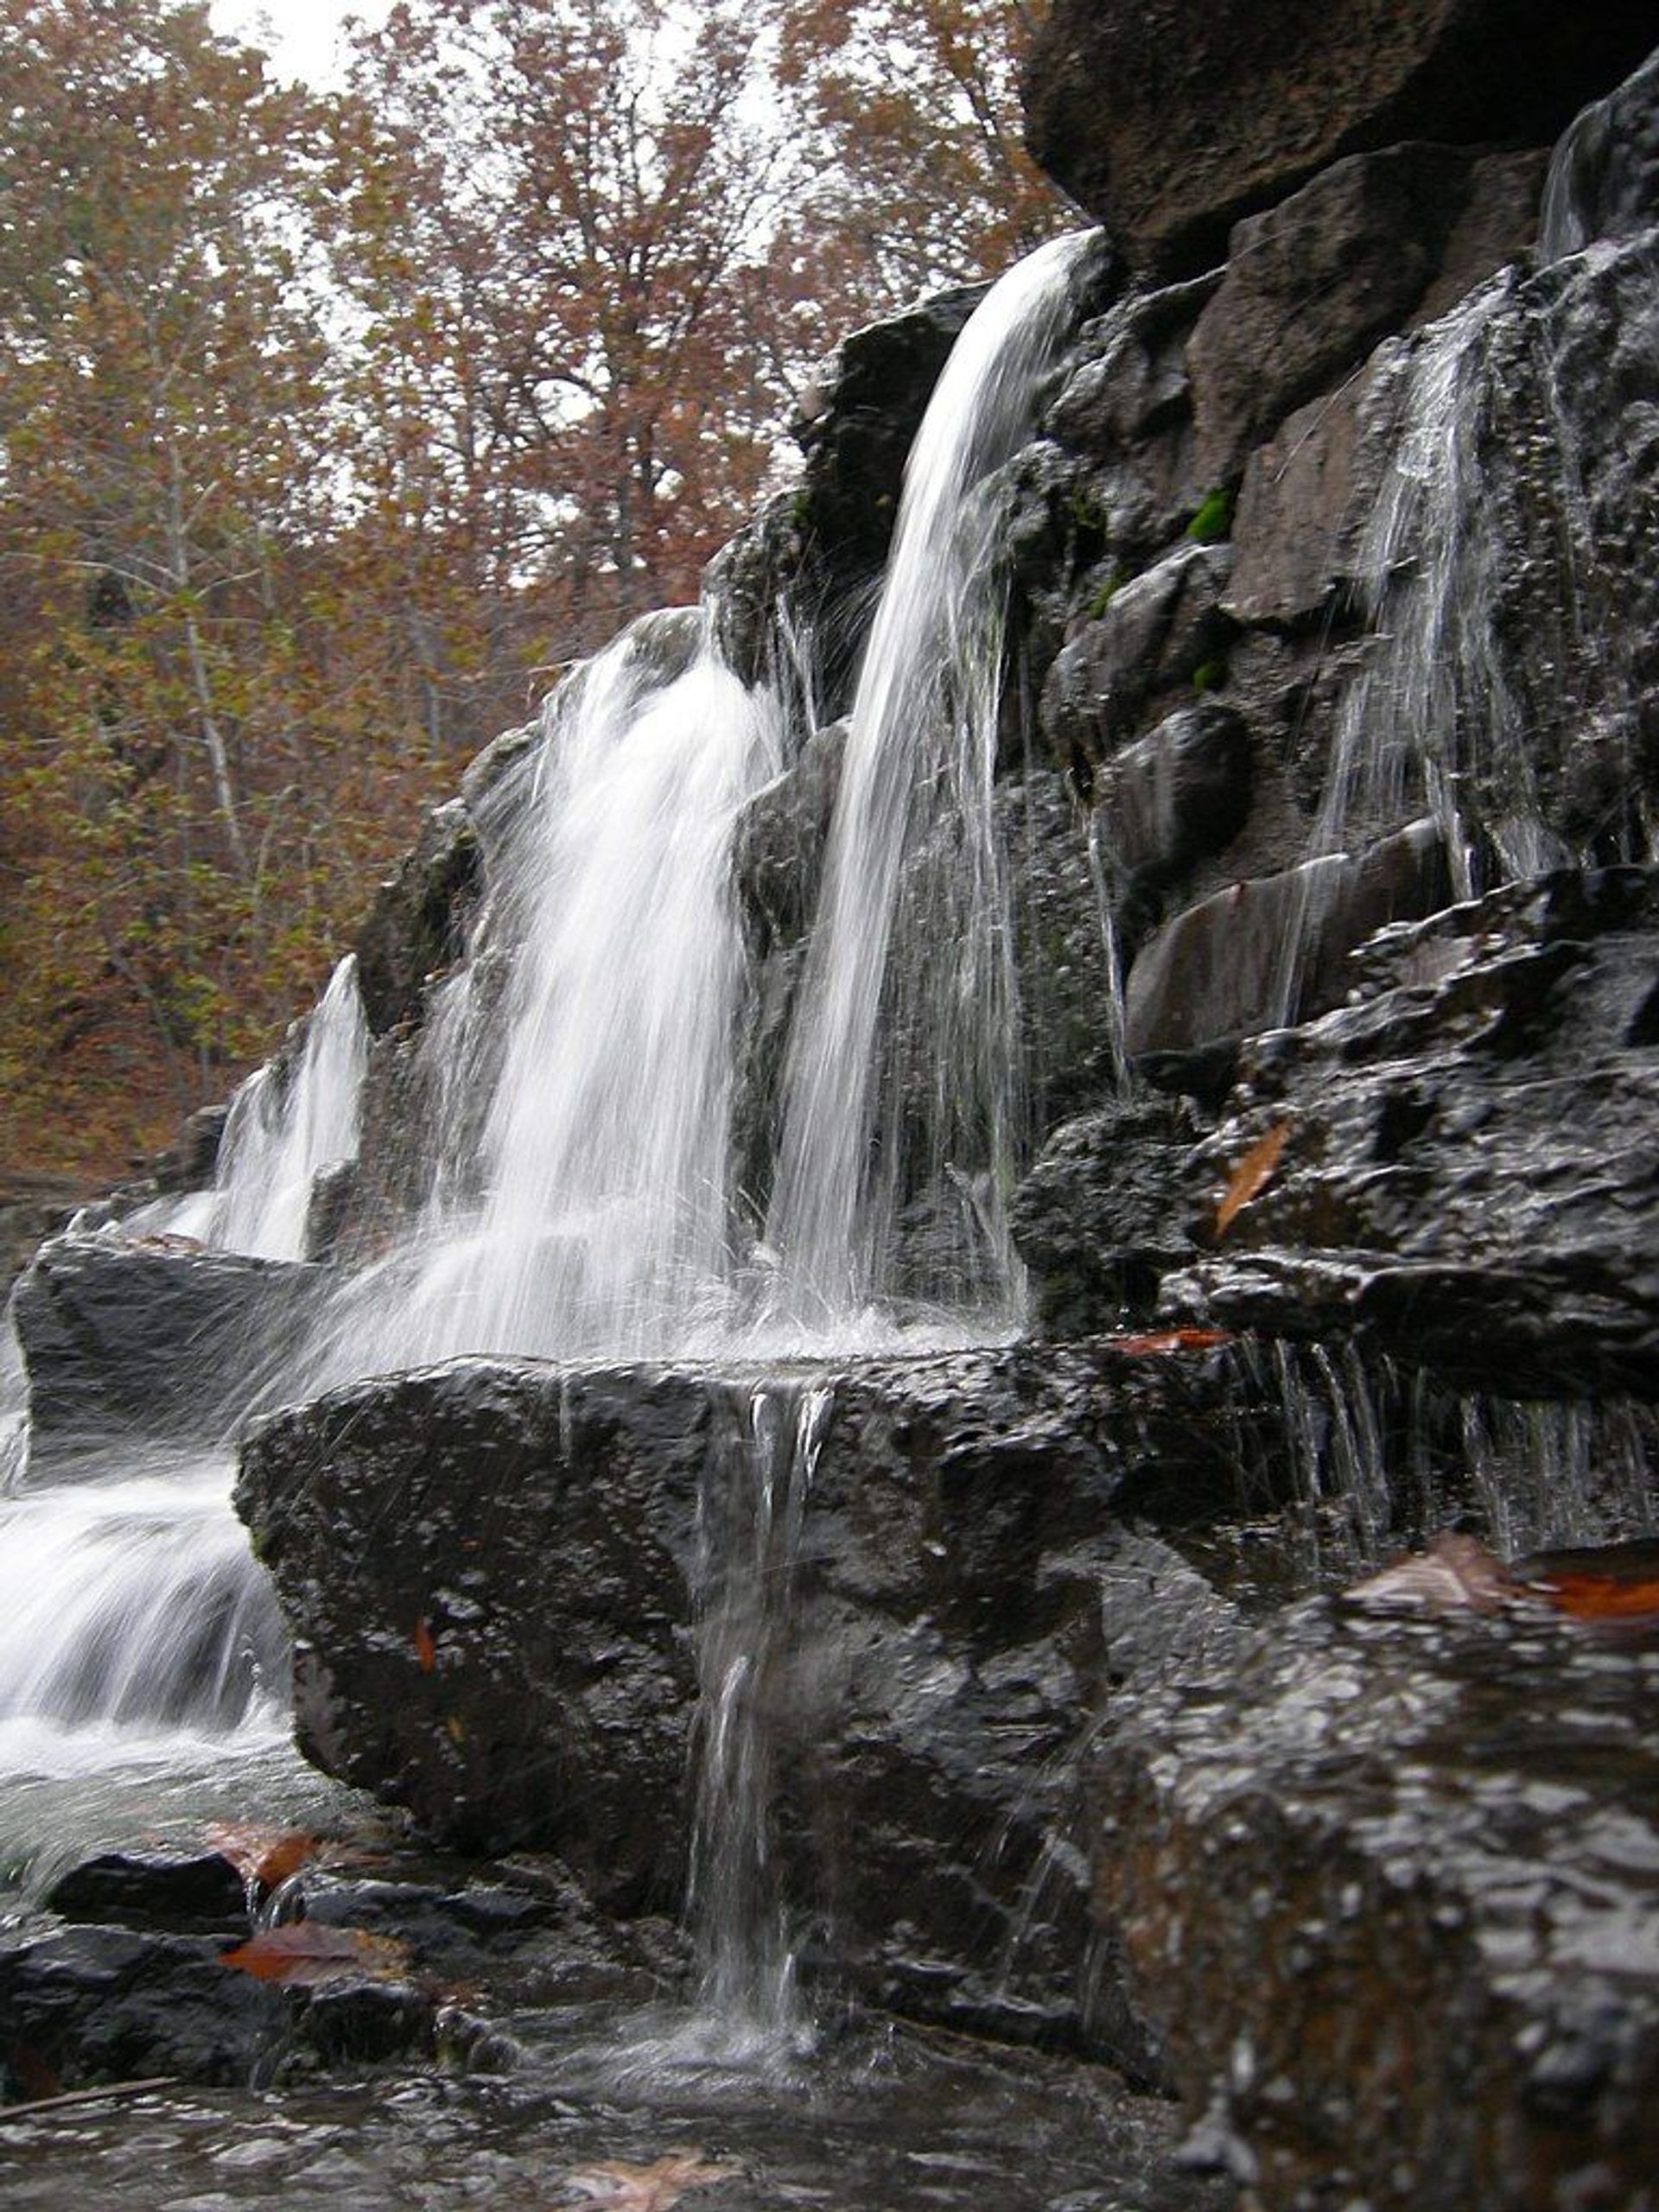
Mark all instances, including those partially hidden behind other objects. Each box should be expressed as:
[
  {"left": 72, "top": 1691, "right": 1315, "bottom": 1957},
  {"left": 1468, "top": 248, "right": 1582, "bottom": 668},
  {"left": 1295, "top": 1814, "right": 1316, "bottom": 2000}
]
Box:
[
  {"left": 1022, "top": 0, "right": 1656, "bottom": 279},
  {"left": 235, "top": 1341, "right": 1265, "bottom": 2046}
]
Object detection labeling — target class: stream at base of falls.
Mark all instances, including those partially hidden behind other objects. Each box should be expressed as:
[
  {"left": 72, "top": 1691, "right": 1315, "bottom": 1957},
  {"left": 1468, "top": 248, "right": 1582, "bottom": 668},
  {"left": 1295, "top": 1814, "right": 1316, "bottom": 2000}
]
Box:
[{"left": 0, "top": 2018, "right": 1223, "bottom": 2212}]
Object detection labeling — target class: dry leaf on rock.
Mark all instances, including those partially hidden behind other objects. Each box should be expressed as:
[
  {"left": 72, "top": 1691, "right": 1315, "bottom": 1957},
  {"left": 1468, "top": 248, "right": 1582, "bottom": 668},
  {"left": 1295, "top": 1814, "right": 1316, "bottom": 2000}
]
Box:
[
  {"left": 219, "top": 1923, "right": 412, "bottom": 1989},
  {"left": 204, "top": 1822, "right": 325, "bottom": 1893},
  {"left": 1214, "top": 1121, "right": 1288, "bottom": 1237},
  {"left": 1105, "top": 1327, "right": 1232, "bottom": 1355},
  {"left": 1344, "top": 1530, "right": 1510, "bottom": 1614},
  {"left": 560, "top": 2149, "right": 741, "bottom": 2210},
  {"left": 1510, "top": 1540, "right": 1659, "bottom": 1638}
]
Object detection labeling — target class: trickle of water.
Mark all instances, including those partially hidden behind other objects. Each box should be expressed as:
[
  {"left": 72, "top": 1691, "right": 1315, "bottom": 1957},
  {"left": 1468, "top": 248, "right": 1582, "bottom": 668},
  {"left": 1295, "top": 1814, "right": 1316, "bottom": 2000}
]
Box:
[
  {"left": 685, "top": 1381, "right": 832, "bottom": 2052},
  {"left": 0, "top": 1301, "right": 29, "bottom": 1492},
  {"left": 1459, "top": 1394, "right": 1659, "bottom": 1558},
  {"left": 1084, "top": 811, "right": 1134, "bottom": 1097},
  {"left": 766, "top": 232, "right": 1096, "bottom": 1325},
  {"left": 205, "top": 954, "right": 369, "bottom": 1262}
]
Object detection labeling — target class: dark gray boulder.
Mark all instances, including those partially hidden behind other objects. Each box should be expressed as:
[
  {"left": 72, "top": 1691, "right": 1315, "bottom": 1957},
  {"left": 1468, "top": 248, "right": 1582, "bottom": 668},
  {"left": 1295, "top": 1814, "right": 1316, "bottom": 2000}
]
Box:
[
  {"left": 353, "top": 798, "right": 482, "bottom": 1038},
  {"left": 1541, "top": 42, "right": 1659, "bottom": 259},
  {"left": 1039, "top": 543, "right": 1235, "bottom": 769},
  {"left": 0, "top": 1924, "right": 290, "bottom": 2091},
  {"left": 236, "top": 1342, "right": 1271, "bottom": 2047},
  {"left": 1185, "top": 143, "right": 1544, "bottom": 485},
  {"left": 11, "top": 1234, "right": 324, "bottom": 1465},
  {"left": 1091, "top": 700, "right": 1253, "bottom": 914},
  {"left": 1090, "top": 1592, "right": 1659, "bottom": 2209},
  {"left": 1021, "top": 0, "right": 1653, "bottom": 279},
  {"left": 1010, "top": 1096, "right": 1202, "bottom": 1333},
  {"left": 1122, "top": 818, "right": 1452, "bottom": 1056}
]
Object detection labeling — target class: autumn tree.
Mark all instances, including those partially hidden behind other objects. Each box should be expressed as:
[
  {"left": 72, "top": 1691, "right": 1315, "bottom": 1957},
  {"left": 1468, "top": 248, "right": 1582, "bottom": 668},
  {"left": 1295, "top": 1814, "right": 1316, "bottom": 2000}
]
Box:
[
  {"left": 769, "top": 0, "right": 1071, "bottom": 334},
  {"left": 0, "top": 0, "right": 438, "bottom": 1165},
  {"left": 327, "top": 0, "right": 794, "bottom": 659},
  {"left": 0, "top": 0, "right": 1072, "bottom": 1174}
]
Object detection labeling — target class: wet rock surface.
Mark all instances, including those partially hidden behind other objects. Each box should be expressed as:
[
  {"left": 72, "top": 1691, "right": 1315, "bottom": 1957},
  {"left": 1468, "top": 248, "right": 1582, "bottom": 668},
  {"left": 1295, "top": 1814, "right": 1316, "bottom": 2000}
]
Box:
[
  {"left": 237, "top": 1342, "right": 1276, "bottom": 2050},
  {"left": 1160, "top": 869, "right": 1659, "bottom": 1396},
  {"left": 11, "top": 1235, "right": 323, "bottom": 1465},
  {"left": 1022, "top": 0, "right": 1654, "bottom": 279},
  {"left": 1090, "top": 1595, "right": 1659, "bottom": 2210},
  {"left": 352, "top": 800, "right": 482, "bottom": 1039},
  {"left": 1186, "top": 143, "right": 1542, "bottom": 483}
]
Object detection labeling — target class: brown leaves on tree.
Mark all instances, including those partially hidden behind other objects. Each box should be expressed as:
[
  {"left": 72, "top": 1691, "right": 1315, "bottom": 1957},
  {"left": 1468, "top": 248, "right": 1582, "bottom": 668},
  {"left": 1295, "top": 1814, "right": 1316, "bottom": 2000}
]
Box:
[
  {"left": 1215, "top": 1122, "right": 1289, "bottom": 1238},
  {"left": 219, "top": 1923, "right": 412, "bottom": 1990},
  {"left": 560, "top": 2152, "right": 741, "bottom": 2211}
]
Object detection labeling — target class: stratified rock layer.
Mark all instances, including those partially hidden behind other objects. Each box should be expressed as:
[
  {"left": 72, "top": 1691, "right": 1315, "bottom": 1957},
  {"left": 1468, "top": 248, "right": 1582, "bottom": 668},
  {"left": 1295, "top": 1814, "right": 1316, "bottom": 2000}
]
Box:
[{"left": 1160, "top": 868, "right": 1659, "bottom": 1398}]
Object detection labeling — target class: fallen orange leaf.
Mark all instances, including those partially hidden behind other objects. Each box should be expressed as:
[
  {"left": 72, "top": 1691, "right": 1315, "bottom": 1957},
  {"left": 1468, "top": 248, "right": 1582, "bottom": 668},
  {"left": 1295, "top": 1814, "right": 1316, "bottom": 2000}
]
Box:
[
  {"left": 562, "top": 2150, "right": 740, "bottom": 2210},
  {"left": 414, "top": 1616, "right": 438, "bottom": 1673},
  {"left": 1510, "top": 1541, "right": 1659, "bottom": 1631},
  {"left": 219, "top": 1923, "right": 411, "bottom": 1989},
  {"left": 205, "top": 1823, "right": 323, "bottom": 1895},
  {"left": 1106, "top": 1327, "right": 1232, "bottom": 1355},
  {"left": 1215, "top": 1121, "right": 1288, "bottom": 1237}
]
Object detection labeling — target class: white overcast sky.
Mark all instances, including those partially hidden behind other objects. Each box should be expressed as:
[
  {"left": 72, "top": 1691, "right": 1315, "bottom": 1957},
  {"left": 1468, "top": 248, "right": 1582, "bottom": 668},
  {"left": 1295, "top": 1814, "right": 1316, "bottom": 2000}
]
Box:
[{"left": 207, "top": 0, "right": 394, "bottom": 84}]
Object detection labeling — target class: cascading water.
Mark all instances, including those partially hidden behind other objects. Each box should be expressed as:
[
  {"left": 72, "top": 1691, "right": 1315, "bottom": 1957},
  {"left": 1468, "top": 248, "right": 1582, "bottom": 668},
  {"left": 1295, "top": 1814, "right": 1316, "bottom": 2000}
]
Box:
[
  {"left": 766, "top": 231, "right": 1094, "bottom": 1325},
  {"left": 0, "top": 245, "right": 1103, "bottom": 2053},
  {"left": 0, "top": 960, "right": 369, "bottom": 1893},
  {"left": 1272, "top": 181, "right": 1659, "bottom": 1026},
  {"left": 205, "top": 954, "right": 370, "bottom": 1262},
  {"left": 685, "top": 1382, "right": 830, "bottom": 2050},
  {"left": 327, "top": 611, "right": 783, "bottom": 1372}
]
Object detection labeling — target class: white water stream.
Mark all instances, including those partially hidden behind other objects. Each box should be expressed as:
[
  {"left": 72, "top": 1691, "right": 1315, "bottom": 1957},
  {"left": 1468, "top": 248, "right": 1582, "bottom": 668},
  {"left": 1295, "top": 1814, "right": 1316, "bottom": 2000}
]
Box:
[{"left": 766, "top": 230, "right": 1092, "bottom": 1325}]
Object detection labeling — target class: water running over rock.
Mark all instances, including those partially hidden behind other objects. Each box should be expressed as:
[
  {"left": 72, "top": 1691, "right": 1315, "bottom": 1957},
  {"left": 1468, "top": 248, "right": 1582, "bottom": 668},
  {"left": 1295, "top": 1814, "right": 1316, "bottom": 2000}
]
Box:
[{"left": 766, "top": 232, "right": 1094, "bottom": 1325}]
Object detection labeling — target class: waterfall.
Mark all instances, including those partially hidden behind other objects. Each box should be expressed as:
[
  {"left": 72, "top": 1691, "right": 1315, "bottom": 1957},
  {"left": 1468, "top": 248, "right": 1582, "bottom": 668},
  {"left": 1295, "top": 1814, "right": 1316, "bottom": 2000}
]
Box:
[
  {"left": 0, "top": 237, "right": 1103, "bottom": 2039},
  {"left": 0, "top": 1303, "right": 28, "bottom": 1492},
  {"left": 766, "top": 231, "right": 1094, "bottom": 1325},
  {"left": 686, "top": 1382, "right": 830, "bottom": 2045},
  {"left": 203, "top": 955, "right": 370, "bottom": 1262},
  {"left": 0, "top": 1458, "right": 287, "bottom": 1751},
  {"left": 328, "top": 610, "right": 782, "bottom": 1372}
]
